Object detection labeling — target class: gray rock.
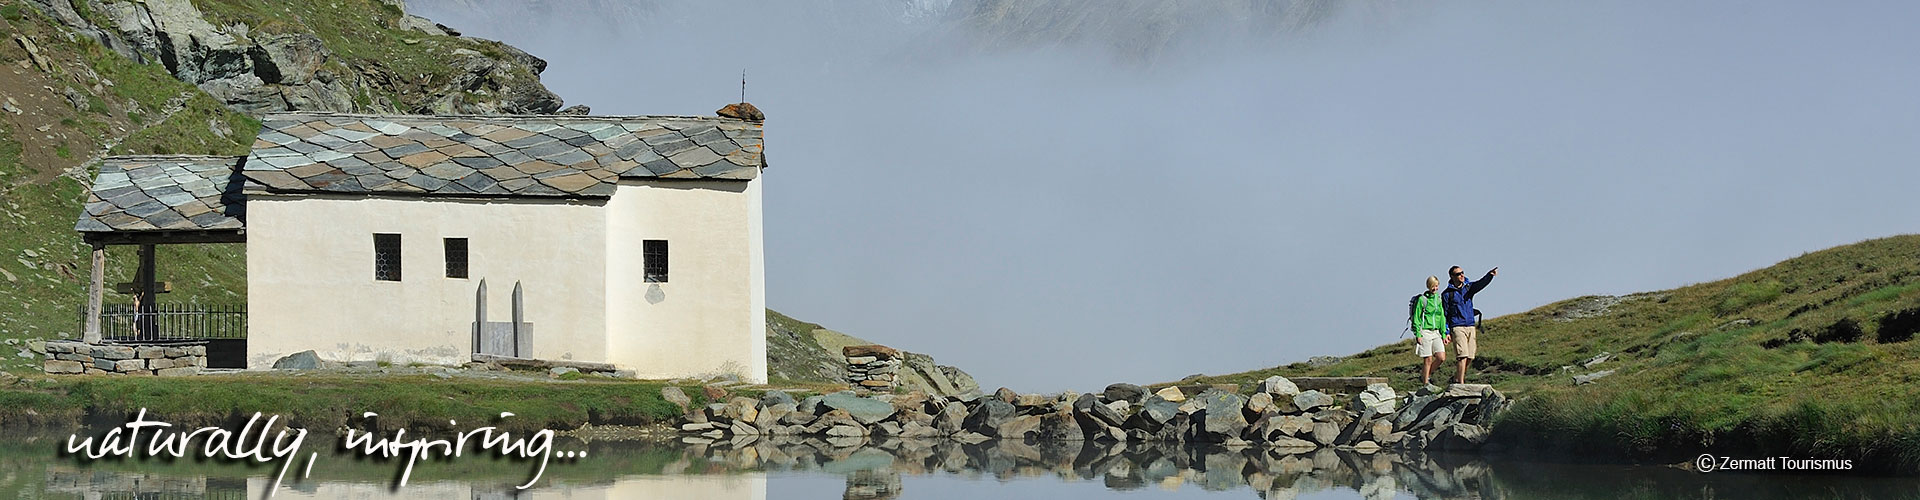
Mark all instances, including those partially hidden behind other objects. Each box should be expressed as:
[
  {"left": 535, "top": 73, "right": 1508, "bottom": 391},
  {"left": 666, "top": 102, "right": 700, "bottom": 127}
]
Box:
[
  {"left": 1309, "top": 421, "right": 1341, "bottom": 445},
  {"left": 759, "top": 390, "right": 796, "bottom": 407},
  {"left": 822, "top": 392, "right": 896, "bottom": 425},
  {"left": 1355, "top": 383, "right": 1397, "bottom": 414},
  {"left": 1434, "top": 422, "right": 1488, "bottom": 450},
  {"left": 272, "top": 350, "right": 321, "bottom": 370},
  {"left": 1139, "top": 396, "right": 1180, "bottom": 427},
  {"left": 248, "top": 33, "right": 327, "bottom": 84},
  {"left": 1574, "top": 370, "right": 1615, "bottom": 385},
  {"left": 755, "top": 403, "right": 795, "bottom": 430},
  {"left": 963, "top": 399, "right": 1016, "bottom": 433},
  {"left": 660, "top": 386, "right": 692, "bottom": 413},
  {"left": 1292, "top": 390, "right": 1334, "bottom": 412},
  {"left": 1102, "top": 383, "right": 1147, "bottom": 404},
  {"left": 1035, "top": 411, "right": 1083, "bottom": 441},
  {"left": 798, "top": 395, "right": 825, "bottom": 415},
  {"left": 934, "top": 406, "right": 967, "bottom": 434},
  {"left": 549, "top": 366, "right": 577, "bottom": 377},
  {"left": 825, "top": 425, "right": 867, "bottom": 437},
  {"left": 1198, "top": 391, "right": 1249, "bottom": 439},
  {"left": 1261, "top": 375, "right": 1301, "bottom": 397},
  {"left": 994, "top": 414, "right": 1043, "bottom": 439}
]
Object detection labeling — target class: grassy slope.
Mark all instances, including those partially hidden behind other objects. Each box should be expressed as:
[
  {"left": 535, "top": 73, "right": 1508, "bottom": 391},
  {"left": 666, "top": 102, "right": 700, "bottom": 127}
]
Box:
[
  {"left": 1, "top": 3, "right": 255, "bottom": 373},
  {"left": 1186, "top": 235, "right": 1920, "bottom": 472}
]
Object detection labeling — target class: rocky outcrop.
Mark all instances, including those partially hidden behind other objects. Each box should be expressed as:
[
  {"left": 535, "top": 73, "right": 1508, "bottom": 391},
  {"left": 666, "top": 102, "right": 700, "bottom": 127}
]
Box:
[
  {"left": 766, "top": 311, "right": 981, "bottom": 399},
  {"left": 22, "top": 0, "right": 564, "bottom": 115},
  {"left": 680, "top": 376, "right": 1509, "bottom": 452}
]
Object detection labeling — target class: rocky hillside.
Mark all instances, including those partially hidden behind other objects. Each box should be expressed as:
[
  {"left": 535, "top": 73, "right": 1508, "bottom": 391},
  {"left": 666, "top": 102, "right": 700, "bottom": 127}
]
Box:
[
  {"left": 768, "top": 310, "right": 979, "bottom": 398},
  {"left": 1, "top": 0, "right": 975, "bottom": 389},
  {"left": 1183, "top": 235, "right": 1920, "bottom": 473}
]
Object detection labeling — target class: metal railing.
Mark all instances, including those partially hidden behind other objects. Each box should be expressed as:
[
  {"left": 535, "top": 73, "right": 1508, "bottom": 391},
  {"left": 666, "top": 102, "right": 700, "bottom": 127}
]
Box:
[{"left": 77, "top": 303, "right": 247, "bottom": 341}]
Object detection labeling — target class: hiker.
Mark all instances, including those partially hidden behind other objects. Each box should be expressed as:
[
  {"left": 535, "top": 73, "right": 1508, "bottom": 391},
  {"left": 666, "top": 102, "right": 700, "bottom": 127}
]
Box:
[
  {"left": 1444, "top": 265, "right": 1498, "bottom": 384},
  {"left": 1408, "top": 276, "right": 1449, "bottom": 387}
]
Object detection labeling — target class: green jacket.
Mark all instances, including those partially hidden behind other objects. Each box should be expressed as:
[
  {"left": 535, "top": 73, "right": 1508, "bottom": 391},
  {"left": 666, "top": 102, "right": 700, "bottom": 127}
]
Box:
[{"left": 1409, "top": 292, "right": 1446, "bottom": 332}]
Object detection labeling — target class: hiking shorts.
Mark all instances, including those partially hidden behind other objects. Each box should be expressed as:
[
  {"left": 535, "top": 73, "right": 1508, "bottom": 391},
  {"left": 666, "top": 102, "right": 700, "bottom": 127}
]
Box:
[
  {"left": 1415, "top": 329, "right": 1446, "bottom": 358},
  {"left": 1451, "top": 326, "right": 1478, "bottom": 359}
]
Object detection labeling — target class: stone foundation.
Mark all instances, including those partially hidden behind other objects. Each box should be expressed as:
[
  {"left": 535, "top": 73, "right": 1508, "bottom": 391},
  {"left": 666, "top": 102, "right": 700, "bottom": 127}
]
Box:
[{"left": 43, "top": 340, "right": 206, "bottom": 376}]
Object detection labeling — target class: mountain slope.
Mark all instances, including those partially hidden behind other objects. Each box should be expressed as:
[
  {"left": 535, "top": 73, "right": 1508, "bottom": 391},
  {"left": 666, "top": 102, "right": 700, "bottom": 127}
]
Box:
[{"left": 1185, "top": 234, "right": 1920, "bottom": 472}]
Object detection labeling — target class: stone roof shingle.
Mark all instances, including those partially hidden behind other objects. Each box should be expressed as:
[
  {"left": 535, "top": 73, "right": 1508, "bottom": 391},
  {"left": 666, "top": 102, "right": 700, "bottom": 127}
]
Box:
[
  {"left": 74, "top": 156, "right": 247, "bottom": 233},
  {"left": 243, "top": 113, "right": 764, "bottom": 198}
]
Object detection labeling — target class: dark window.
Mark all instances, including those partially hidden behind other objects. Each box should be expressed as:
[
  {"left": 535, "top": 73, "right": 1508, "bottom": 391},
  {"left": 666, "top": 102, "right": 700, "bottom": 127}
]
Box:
[
  {"left": 444, "top": 238, "right": 469, "bottom": 278},
  {"left": 643, "top": 240, "right": 668, "bottom": 283},
  {"left": 374, "top": 233, "right": 402, "bottom": 281}
]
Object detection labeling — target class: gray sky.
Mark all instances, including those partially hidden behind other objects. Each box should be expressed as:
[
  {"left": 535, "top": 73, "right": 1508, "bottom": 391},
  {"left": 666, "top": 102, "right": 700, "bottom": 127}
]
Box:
[{"left": 412, "top": 0, "right": 1920, "bottom": 392}]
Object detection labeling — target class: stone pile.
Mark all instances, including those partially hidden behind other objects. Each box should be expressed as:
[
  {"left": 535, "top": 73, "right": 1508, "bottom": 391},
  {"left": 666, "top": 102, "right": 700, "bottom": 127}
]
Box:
[
  {"left": 674, "top": 376, "right": 1510, "bottom": 451},
  {"left": 844, "top": 345, "right": 902, "bottom": 392},
  {"left": 42, "top": 340, "right": 205, "bottom": 376}
]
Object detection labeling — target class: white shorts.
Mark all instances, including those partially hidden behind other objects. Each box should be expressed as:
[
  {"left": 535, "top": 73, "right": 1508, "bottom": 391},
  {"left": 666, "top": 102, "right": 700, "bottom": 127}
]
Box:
[{"left": 1415, "top": 330, "right": 1447, "bottom": 358}]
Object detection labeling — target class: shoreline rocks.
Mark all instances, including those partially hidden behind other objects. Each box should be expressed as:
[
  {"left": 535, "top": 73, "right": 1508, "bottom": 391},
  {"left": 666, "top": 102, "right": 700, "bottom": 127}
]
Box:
[{"left": 677, "top": 375, "right": 1511, "bottom": 452}]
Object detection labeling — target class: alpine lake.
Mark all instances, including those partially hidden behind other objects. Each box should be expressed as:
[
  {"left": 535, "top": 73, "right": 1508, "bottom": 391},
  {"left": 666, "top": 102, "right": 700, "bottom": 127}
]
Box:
[{"left": 4, "top": 429, "right": 1917, "bottom": 499}]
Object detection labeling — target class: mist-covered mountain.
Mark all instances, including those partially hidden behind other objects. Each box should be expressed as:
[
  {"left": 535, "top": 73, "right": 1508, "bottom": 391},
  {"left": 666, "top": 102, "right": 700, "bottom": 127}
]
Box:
[{"left": 410, "top": 0, "right": 1410, "bottom": 63}]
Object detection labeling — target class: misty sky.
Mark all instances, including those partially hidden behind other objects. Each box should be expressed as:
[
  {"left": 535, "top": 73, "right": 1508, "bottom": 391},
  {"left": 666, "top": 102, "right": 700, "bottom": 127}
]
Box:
[{"left": 412, "top": 0, "right": 1920, "bottom": 392}]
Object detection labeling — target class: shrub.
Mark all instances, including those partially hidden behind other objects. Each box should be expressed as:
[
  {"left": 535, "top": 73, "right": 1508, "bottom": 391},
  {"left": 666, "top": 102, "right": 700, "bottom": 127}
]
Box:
[{"left": 1878, "top": 307, "right": 1920, "bottom": 343}]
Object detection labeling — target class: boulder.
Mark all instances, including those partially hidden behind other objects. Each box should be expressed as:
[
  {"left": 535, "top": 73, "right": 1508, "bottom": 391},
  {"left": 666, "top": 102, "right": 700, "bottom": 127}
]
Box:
[
  {"left": 779, "top": 406, "right": 818, "bottom": 426},
  {"left": 1153, "top": 386, "right": 1186, "bottom": 402},
  {"left": 798, "top": 395, "right": 825, "bottom": 415},
  {"left": 995, "top": 414, "right": 1043, "bottom": 439},
  {"left": 934, "top": 406, "right": 967, "bottom": 434},
  {"left": 702, "top": 384, "right": 729, "bottom": 402},
  {"left": 804, "top": 409, "right": 862, "bottom": 434},
  {"left": 822, "top": 392, "right": 895, "bottom": 425},
  {"left": 1434, "top": 423, "right": 1488, "bottom": 450},
  {"left": 963, "top": 399, "right": 1016, "bottom": 434},
  {"left": 760, "top": 390, "right": 796, "bottom": 408},
  {"left": 1246, "top": 392, "right": 1276, "bottom": 415},
  {"left": 826, "top": 425, "right": 867, "bottom": 437},
  {"left": 1102, "top": 383, "right": 1147, "bottom": 404},
  {"left": 662, "top": 387, "right": 693, "bottom": 414},
  {"left": 1261, "top": 375, "right": 1301, "bottom": 397},
  {"left": 1292, "top": 390, "right": 1334, "bottom": 412},
  {"left": 756, "top": 403, "right": 796, "bottom": 430},
  {"left": 1198, "top": 391, "right": 1249, "bottom": 439},
  {"left": 1034, "top": 411, "right": 1083, "bottom": 442},
  {"left": 843, "top": 344, "right": 901, "bottom": 360},
  {"left": 723, "top": 397, "right": 760, "bottom": 423},
  {"left": 993, "top": 387, "right": 1019, "bottom": 404},
  {"left": 272, "top": 350, "right": 321, "bottom": 370},
  {"left": 1355, "top": 383, "right": 1397, "bottom": 414},
  {"left": 1086, "top": 398, "right": 1127, "bottom": 428}
]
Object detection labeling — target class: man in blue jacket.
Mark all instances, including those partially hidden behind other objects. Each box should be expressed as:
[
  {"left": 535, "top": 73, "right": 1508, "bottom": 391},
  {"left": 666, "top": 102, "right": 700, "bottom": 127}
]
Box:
[{"left": 1443, "top": 265, "right": 1498, "bottom": 384}]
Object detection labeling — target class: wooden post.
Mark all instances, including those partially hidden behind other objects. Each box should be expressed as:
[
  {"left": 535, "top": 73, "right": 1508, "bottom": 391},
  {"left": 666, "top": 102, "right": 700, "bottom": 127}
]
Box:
[
  {"left": 511, "top": 281, "right": 524, "bottom": 358},
  {"left": 84, "top": 243, "right": 105, "bottom": 343},
  {"left": 136, "top": 243, "right": 157, "bottom": 339},
  {"left": 474, "top": 279, "right": 487, "bottom": 355}
]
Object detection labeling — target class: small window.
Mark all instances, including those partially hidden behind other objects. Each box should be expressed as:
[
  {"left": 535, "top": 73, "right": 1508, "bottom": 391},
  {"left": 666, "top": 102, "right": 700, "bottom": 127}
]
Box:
[
  {"left": 444, "top": 238, "right": 469, "bottom": 279},
  {"left": 643, "top": 240, "right": 668, "bottom": 283},
  {"left": 374, "top": 233, "right": 402, "bottom": 282}
]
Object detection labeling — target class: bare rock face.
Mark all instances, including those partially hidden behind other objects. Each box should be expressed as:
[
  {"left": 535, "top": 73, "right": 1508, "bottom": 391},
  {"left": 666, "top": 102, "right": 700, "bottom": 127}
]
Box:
[{"left": 23, "top": 0, "right": 564, "bottom": 115}]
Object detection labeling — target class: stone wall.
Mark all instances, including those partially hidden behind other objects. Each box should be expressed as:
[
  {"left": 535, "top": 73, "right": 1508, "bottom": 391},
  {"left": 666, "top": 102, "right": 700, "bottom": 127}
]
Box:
[
  {"left": 675, "top": 375, "right": 1510, "bottom": 452},
  {"left": 844, "top": 345, "right": 901, "bottom": 391},
  {"left": 43, "top": 340, "right": 206, "bottom": 376}
]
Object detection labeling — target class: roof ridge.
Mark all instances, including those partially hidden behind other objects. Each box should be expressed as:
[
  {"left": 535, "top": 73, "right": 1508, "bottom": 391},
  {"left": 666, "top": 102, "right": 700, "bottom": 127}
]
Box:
[{"left": 257, "top": 112, "right": 756, "bottom": 123}]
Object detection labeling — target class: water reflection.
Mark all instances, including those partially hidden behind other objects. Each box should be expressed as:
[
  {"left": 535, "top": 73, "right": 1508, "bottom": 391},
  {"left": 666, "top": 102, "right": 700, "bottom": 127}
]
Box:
[
  {"left": 691, "top": 436, "right": 1493, "bottom": 499},
  {"left": 9, "top": 434, "right": 1920, "bottom": 499}
]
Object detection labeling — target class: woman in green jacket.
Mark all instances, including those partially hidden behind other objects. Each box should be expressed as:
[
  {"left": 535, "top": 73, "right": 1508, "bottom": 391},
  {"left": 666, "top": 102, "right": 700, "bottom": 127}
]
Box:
[{"left": 1409, "top": 276, "right": 1449, "bottom": 387}]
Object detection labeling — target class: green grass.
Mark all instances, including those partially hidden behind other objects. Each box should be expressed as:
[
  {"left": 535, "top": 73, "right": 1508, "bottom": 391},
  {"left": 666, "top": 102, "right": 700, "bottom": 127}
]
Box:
[{"left": 1185, "top": 235, "right": 1920, "bottom": 473}]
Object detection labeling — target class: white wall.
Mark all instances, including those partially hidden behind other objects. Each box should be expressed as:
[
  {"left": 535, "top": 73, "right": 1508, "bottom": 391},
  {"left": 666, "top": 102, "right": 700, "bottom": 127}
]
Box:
[
  {"left": 246, "top": 195, "right": 609, "bottom": 368},
  {"left": 605, "top": 178, "right": 767, "bottom": 383}
]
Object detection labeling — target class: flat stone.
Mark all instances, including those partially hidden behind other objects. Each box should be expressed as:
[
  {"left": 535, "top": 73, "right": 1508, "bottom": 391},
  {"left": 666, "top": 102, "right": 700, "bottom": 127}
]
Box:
[
  {"left": 273, "top": 350, "right": 321, "bottom": 370},
  {"left": 1153, "top": 386, "right": 1186, "bottom": 402},
  {"left": 1293, "top": 390, "right": 1335, "bottom": 412},
  {"left": 43, "top": 360, "right": 84, "bottom": 374},
  {"left": 822, "top": 392, "right": 896, "bottom": 425}
]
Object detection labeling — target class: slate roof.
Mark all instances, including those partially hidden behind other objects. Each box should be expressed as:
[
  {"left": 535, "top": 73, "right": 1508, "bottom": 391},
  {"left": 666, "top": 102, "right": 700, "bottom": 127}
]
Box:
[
  {"left": 75, "top": 156, "right": 247, "bottom": 233},
  {"left": 243, "top": 113, "right": 765, "bottom": 198}
]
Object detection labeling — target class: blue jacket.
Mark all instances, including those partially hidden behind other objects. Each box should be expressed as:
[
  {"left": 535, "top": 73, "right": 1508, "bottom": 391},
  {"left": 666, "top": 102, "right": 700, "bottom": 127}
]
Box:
[{"left": 1443, "top": 272, "right": 1494, "bottom": 327}]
